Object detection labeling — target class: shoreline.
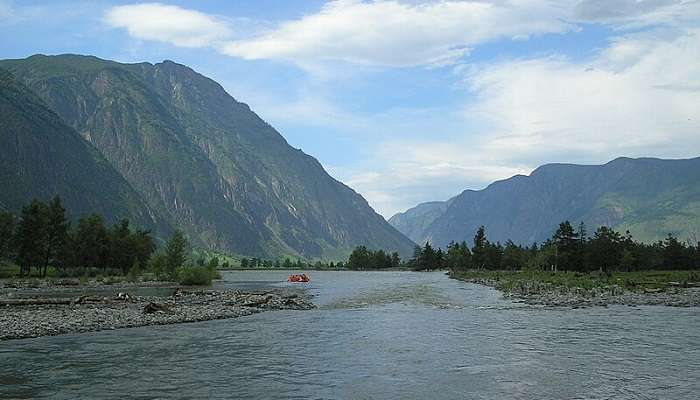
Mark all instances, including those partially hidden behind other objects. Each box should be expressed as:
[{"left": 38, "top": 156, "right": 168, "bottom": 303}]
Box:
[
  {"left": 0, "top": 287, "right": 315, "bottom": 341},
  {"left": 450, "top": 271, "right": 700, "bottom": 308}
]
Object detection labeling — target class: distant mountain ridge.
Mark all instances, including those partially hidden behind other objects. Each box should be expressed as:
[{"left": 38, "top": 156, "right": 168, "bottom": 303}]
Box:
[
  {"left": 0, "top": 54, "right": 414, "bottom": 259},
  {"left": 389, "top": 157, "right": 700, "bottom": 248}
]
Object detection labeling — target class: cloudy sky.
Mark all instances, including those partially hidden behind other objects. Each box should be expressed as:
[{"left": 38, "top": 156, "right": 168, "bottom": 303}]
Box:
[{"left": 1, "top": 1, "right": 699, "bottom": 217}]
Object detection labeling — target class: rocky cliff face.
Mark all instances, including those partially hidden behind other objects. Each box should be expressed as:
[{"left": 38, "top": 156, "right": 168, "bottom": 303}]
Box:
[
  {"left": 0, "top": 68, "right": 168, "bottom": 233},
  {"left": 390, "top": 157, "right": 700, "bottom": 248},
  {"left": 1, "top": 54, "right": 414, "bottom": 259}
]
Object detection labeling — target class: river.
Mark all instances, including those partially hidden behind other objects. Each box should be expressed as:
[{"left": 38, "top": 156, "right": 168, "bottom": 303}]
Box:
[{"left": 1, "top": 270, "right": 699, "bottom": 399}]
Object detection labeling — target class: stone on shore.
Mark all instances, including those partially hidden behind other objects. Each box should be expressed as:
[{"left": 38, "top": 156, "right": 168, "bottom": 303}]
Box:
[{"left": 0, "top": 288, "right": 315, "bottom": 341}]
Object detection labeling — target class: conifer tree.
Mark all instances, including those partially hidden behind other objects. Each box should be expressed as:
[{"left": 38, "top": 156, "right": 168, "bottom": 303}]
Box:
[
  {"left": 165, "top": 230, "right": 188, "bottom": 279},
  {"left": 15, "top": 199, "right": 49, "bottom": 276},
  {"left": 0, "top": 210, "right": 15, "bottom": 262},
  {"left": 44, "top": 196, "right": 69, "bottom": 276}
]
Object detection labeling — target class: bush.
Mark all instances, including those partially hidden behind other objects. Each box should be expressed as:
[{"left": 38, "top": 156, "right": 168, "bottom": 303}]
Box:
[
  {"left": 147, "top": 253, "right": 169, "bottom": 280},
  {"left": 45, "top": 266, "right": 61, "bottom": 279},
  {"left": 127, "top": 261, "right": 142, "bottom": 282},
  {"left": 0, "top": 263, "right": 20, "bottom": 279},
  {"left": 177, "top": 266, "right": 212, "bottom": 286}
]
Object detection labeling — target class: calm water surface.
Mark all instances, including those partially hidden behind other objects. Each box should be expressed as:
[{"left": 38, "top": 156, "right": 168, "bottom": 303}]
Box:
[{"left": 1, "top": 270, "right": 699, "bottom": 399}]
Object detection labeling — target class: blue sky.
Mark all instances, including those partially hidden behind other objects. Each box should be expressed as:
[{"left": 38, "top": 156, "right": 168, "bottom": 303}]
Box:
[{"left": 2, "top": 1, "right": 699, "bottom": 217}]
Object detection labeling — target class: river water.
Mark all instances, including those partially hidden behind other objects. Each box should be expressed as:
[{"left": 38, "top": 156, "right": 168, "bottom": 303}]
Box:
[{"left": 1, "top": 270, "right": 699, "bottom": 399}]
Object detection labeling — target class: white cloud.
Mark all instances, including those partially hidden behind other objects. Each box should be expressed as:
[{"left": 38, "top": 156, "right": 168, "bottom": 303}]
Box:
[
  {"left": 344, "top": 27, "right": 700, "bottom": 216},
  {"left": 105, "top": 1, "right": 700, "bottom": 68},
  {"left": 334, "top": 140, "right": 530, "bottom": 216},
  {"left": 222, "top": 0, "right": 575, "bottom": 67},
  {"left": 463, "top": 28, "right": 700, "bottom": 164},
  {"left": 573, "top": 0, "right": 700, "bottom": 28},
  {"left": 104, "top": 3, "right": 232, "bottom": 48}
]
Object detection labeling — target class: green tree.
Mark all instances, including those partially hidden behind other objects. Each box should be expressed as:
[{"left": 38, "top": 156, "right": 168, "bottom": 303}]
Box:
[
  {"left": 588, "top": 226, "right": 623, "bottom": 272},
  {"left": 485, "top": 242, "right": 503, "bottom": 270},
  {"left": 502, "top": 240, "right": 526, "bottom": 270},
  {"left": 74, "top": 214, "right": 110, "bottom": 271},
  {"left": 472, "top": 226, "right": 488, "bottom": 269},
  {"left": 132, "top": 229, "right": 155, "bottom": 268},
  {"left": 165, "top": 230, "right": 188, "bottom": 279},
  {"left": 348, "top": 246, "right": 371, "bottom": 270},
  {"left": 15, "top": 199, "right": 49, "bottom": 276},
  {"left": 416, "top": 242, "right": 439, "bottom": 271},
  {"left": 0, "top": 210, "right": 16, "bottom": 262},
  {"left": 110, "top": 219, "right": 135, "bottom": 275},
  {"left": 390, "top": 252, "right": 401, "bottom": 268},
  {"left": 552, "top": 221, "right": 580, "bottom": 271},
  {"left": 43, "top": 196, "right": 70, "bottom": 276},
  {"left": 446, "top": 241, "right": 471, "bottom": 270},
  {"left": 620, "top": 249, "right": 636, "bottom": 272},
  {"left": 662, "top": 233, "right": 689, "bottom": 270}
]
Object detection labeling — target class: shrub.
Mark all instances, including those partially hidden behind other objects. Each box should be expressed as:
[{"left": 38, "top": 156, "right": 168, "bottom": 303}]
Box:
[
  {"left": 147, "top": 253, "right": 169, "bottom": 280},
  {"left": 127, "top": 261, "right": 142, "bottom": 282},
  {"left": 0, "top": 263, "right": 20, "bottom": 279},
  {"left": 177, "top": 266, "right": 212, "bottom": 286}
]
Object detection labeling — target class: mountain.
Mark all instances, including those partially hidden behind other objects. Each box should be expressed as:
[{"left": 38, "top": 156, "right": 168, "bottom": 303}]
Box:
[
  {"left": 389, "top": 157, "right": 700, "bottom": 248},
  {"left": 0, "top": 67, "right": 169, "bottom": 232},
  {"left": 0, "top": 54, "right": 414, "bottom": 259}
]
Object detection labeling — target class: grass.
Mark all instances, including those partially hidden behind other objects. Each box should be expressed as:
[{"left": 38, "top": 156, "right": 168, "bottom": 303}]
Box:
[{"left": 450, "top": 269, "right": 700, "bottom": 293}]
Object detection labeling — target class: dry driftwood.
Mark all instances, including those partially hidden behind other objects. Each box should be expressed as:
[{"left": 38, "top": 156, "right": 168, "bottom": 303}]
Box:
[
  {"left": 0, "top": 295, "right": 104, "bottom": 306},
  {"left": 143, "top": 302, "right": 171, "bottom": 314}
]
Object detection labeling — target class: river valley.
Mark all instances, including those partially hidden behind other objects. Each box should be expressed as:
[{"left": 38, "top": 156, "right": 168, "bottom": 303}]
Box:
[{"left": 1, "top": 270, "right": 699, "bottom": 399}]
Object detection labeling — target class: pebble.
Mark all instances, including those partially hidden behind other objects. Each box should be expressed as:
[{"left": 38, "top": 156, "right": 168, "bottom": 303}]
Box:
[
  {"left": 461, "top": 278, "right": 700, "bottom": 308},
  {"left": 0, "top": 288, "right": 315, "bottom": 341}
]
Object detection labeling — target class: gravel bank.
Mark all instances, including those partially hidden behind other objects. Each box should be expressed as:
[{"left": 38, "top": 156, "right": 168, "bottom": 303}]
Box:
[
  {"left": 457, "top": 277, "right": 700, "bottom": 308},
  {"left": 0, "top": 288, "right": 315, "bottom": 341}
]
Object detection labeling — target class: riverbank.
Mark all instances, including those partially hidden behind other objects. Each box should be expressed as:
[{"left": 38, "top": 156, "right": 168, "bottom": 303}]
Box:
[
  {"left": 0, "top": 287, "right": 315, "bottom": 341},
  {"left": 450, "top": 270, "right": 700, "bottom": 308}
]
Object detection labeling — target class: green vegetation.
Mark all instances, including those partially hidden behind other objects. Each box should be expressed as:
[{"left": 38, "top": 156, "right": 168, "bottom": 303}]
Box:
[
  {"left": 236, "top": 256, "right": 345, "bottom": 270},
  {"left": 0, "top": 198, "right": 217, "bottom": 285},
  {"left": 451, "top": 269, "right": 700, "bottom": 293},
  {"left": 226, "top": 219, "right": 700, "bottom": 274},
  {"left": 405, "top": 221, "right": 699, "bottom": 272},
  {"left": 176, "top": 265, "right": 213, "bottom": 286},
  {"left": 2, "top": 197, "right": 154, "bottom": 278}
]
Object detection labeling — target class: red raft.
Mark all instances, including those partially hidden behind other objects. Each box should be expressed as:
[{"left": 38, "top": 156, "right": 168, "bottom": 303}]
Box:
[{"left": 288, "top": 273, "right": 310, "bottom": 283}]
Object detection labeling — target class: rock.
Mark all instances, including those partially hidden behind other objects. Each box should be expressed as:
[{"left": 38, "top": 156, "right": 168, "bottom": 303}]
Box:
[
  {"left": 117, "top": 292, "right": 132, "bottom": 301},
  {"left": 0, "top": 287, "right": 315, "bottom": 341},
  {"left": 242, "top": 294, "right": 273, "bottom": 307},
  {"left": 143, "top": 302, "right": 170, "bottom": 314}
]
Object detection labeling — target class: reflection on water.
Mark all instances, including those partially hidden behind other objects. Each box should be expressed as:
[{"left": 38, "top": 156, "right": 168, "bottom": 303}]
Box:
[{"left": 1, "top": 270, "right": 699, "bottom": 399}]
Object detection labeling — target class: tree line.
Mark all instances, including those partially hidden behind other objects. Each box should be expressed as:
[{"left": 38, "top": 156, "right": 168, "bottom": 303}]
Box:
[
  {"left": 239, "top": 256, "right": 345, "bottom": 270},
  {"left": 0, "top": 197, "right": 217, "bottom": 284},
  {"left": 0, "top": 197, "right": 154, "bottom": 277},
  {"left": 345, "top": 222, "right": 700, "bottom": 272}
]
